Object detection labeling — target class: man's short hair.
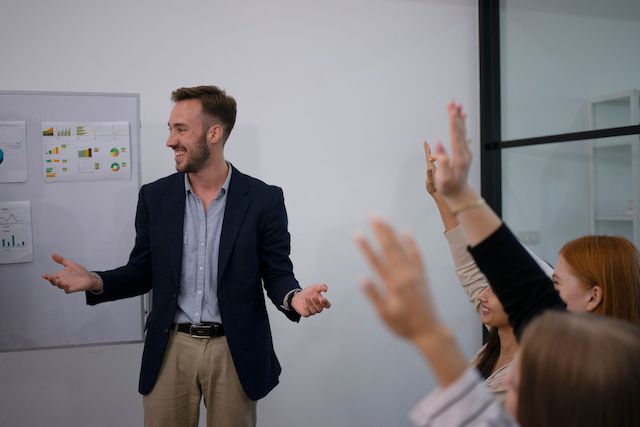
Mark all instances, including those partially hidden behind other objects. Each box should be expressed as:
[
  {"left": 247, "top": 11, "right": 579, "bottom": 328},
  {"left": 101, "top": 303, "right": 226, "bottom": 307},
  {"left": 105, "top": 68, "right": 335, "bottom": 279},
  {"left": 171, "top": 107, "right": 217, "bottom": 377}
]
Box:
[{"left": 171, "top": 85, "right": 237, "bottom": 142}]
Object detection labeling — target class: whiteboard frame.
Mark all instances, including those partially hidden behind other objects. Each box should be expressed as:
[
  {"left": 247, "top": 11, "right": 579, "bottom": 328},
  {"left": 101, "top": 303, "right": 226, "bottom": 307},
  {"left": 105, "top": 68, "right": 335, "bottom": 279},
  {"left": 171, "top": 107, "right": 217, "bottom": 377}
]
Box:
[{"left": 0, "top": 90, "right": 145, "bottom": 352}]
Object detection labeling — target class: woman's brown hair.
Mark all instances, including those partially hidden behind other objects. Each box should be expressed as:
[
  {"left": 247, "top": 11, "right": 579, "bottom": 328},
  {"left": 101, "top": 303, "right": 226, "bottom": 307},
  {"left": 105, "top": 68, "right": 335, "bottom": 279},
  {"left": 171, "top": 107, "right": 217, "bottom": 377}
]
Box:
[
  {"left": 517, "top": 311, "right": 640, "bottom": 427},
  {"left": 559, "top": 235, "right": 640, "bottom": 325},
  {"left": 475, "top": 327, "right": 500, "bottom": 379}
]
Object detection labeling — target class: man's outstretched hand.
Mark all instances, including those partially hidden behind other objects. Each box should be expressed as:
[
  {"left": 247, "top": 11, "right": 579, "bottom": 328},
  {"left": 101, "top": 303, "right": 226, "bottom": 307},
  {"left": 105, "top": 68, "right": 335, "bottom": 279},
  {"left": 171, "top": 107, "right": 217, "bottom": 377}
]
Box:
[
  {"left": 291, "top": 284, "right": 331, "bottom": 317},
  {"left": 42, "top": 254, "right": 100, "bottom": 294}
]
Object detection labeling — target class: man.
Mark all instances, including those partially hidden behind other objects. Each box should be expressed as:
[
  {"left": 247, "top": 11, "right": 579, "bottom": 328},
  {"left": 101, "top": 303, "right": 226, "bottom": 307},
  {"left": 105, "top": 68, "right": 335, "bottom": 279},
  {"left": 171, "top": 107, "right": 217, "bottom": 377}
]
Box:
[{"left": 42, "top": 85, "right": 331, "bottom": 427}]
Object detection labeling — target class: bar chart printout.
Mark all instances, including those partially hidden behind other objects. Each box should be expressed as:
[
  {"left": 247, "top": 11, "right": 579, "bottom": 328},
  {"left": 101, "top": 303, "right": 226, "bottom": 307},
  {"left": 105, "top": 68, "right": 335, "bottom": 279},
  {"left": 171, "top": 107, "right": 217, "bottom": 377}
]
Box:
[
  {"left": 41, "top": 121, "right": 131, "bottom": 183},
  {"left": 0, "top": 201, "right": 34, "bottom": 264}
]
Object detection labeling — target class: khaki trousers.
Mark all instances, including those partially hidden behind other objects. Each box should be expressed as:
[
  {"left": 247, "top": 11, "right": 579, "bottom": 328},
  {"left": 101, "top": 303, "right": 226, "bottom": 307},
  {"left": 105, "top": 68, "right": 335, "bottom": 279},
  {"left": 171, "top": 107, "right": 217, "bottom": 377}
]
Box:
[{"left": 143, "top": 330, "right": 256, "bottom": 427}]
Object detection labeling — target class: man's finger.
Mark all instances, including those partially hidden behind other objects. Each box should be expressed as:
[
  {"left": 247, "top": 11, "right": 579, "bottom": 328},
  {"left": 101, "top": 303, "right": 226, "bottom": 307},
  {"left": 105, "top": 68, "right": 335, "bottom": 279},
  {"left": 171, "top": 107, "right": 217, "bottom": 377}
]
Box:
[
  {"left": 309, "top": 296, "right": 324, "bottom": 312},
  {"left": 312, "top": 283, "right": 328, "bottom": 293},
  {"left": 51, "top": 253, "right": 65, "bottom": 265},
  {"left": 43, "top": 274, "right": 59, "bottom": 286},
  {"left": 314, "top": 294, "right": 331, "bottom": 309},
  {"left": 300, "top": 304, "right": 311, "bottom": 317}
]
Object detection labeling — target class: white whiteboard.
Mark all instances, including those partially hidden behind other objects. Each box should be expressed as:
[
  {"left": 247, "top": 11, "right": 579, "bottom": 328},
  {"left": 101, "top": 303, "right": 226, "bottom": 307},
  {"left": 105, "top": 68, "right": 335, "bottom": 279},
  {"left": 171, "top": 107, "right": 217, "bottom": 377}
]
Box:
[{"left": 0, "top": 91, "right": 143, "bottom": 351}]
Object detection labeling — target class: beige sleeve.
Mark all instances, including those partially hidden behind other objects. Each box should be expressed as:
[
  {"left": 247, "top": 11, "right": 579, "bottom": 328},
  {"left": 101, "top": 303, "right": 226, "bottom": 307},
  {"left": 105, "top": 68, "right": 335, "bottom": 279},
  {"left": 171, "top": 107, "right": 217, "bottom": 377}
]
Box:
[{"left": 444, "top": 225, "right": 490, "bottom": 316}]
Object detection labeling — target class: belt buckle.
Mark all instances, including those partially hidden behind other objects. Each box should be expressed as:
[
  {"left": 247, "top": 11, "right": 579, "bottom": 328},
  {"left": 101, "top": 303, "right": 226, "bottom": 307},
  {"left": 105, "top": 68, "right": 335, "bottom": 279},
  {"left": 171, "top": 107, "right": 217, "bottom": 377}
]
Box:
[{"left": 189, "top": 324, "right": 211, "bottom": 338}]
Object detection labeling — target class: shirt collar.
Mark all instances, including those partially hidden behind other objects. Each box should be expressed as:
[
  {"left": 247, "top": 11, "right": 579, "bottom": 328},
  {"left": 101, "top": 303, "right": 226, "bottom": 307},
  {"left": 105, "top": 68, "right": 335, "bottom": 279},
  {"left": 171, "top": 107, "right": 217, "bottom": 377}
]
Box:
[{"left": 184, "top": 162, "right": 233, "bottom": 197}]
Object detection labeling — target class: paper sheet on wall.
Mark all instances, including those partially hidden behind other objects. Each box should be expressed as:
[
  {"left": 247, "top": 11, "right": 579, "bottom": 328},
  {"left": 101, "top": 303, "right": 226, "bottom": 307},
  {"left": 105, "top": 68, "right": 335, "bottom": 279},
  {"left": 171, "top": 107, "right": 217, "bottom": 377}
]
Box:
[
  {"left": 42, "top": 121, "right": 131, "bottom": 182},
  {"left": 0, "top": 201, "right": 34, "bottom": 264},
  {"left": 0, "top": 121, "right": 28, "bottom": 183}
]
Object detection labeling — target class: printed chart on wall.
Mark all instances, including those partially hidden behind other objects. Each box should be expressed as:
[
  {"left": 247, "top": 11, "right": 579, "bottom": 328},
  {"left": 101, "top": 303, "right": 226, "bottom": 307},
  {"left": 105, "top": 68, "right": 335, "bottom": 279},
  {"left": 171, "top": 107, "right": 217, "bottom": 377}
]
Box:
[
  {"left": 0, "top": 121, "right": 28, "bottom": 183},
  {"left": 0, "top": 201, "right": 34, "bottom": 264},
  {"left": 42, "top": 121, "right": 131, "bottom": 182}
]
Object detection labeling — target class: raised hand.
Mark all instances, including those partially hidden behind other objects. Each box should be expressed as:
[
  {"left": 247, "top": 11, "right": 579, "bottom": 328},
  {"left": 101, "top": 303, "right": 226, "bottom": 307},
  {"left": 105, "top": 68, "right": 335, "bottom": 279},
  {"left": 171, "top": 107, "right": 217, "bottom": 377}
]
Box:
[
  {"left": 431, "top": 102, "right": 473, "bottom": 199},
  {"left": 355, "top": 217, "right": 468, "bottom": 386},
  {"left": 430, "top": 102, "right": 501, "bottom": 246},
  {"left": 42, "top": 254, "right": 99, "bottom": 294},
  {"left": 425, "top": 140, "right": 460, "bottom": 231},
  {"left": 291, "top": 283, "right": 331, "bottom": 317},
  {"left": 355, "top": 217, "right": 441, "bottom": 341},
  {"left": 424, "top": 141, "right": 437, "bottom": 196}
]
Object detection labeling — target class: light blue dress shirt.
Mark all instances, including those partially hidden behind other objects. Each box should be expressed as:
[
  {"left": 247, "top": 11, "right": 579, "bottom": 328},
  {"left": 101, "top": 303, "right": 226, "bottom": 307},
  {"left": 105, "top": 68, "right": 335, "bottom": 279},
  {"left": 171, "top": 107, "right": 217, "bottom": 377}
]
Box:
[{"left": 173, "top": 165, "right": 232, "bottom": 324}]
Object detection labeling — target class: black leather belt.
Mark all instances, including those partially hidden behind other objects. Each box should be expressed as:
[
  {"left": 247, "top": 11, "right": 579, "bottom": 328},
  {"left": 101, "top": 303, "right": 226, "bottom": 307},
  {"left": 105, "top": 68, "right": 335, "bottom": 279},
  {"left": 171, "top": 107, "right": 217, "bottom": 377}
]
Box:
[{"left": 173, "top": 323, "right": 224, "bottom": 338}]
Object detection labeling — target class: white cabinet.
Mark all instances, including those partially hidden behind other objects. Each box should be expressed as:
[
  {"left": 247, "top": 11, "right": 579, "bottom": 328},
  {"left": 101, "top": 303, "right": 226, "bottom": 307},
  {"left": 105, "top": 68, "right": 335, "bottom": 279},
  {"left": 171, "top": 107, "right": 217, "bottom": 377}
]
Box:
[{"left": 587, "top": 90, "right": 640, "bottom": 245}]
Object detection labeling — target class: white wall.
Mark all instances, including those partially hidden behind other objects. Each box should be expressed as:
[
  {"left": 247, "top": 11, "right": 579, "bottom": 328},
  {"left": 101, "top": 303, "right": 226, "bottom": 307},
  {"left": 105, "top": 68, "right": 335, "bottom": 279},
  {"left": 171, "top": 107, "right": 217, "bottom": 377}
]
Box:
[
  {"left": 500, "top": 0, "right": 640, "bottom": 264},
  {"left": 0, "top": 1, "right": 480, "bottom": 426}
]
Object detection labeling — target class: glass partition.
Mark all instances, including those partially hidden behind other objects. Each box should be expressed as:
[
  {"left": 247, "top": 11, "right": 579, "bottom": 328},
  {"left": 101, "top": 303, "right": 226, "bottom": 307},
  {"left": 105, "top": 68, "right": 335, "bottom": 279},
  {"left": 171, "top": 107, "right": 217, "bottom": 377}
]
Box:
[
  {"left": 499, "top": 0, "right": 640, "bottom": 140},
  {"left": 497, "top": 0, "right": 640, "bottom": 266},
  {"left": 502, "top": 134, "right": 640, "bottom": 266}
]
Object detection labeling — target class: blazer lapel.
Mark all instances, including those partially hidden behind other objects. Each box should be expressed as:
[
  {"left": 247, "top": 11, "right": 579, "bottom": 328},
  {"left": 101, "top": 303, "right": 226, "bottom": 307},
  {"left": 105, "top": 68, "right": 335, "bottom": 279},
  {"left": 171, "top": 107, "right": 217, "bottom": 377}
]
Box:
[
  {"left": 163, "top": 173, "right": 186, "bottom": 287},
  {"left": 218, "top": 165, "right": 251, "bottom": 284}
]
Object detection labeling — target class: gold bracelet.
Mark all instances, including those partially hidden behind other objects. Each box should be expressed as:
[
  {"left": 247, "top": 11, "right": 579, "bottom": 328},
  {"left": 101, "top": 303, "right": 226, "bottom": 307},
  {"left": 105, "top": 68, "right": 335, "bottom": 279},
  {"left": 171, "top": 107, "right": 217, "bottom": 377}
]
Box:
[{"left": 451, "top": 198, "right": 486, "bottom": 216}]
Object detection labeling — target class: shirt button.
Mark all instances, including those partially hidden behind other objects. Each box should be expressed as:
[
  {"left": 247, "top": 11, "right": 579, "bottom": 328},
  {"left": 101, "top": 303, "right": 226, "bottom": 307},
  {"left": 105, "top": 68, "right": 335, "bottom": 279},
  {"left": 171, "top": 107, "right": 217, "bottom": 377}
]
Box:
[
  {"left": 198, "top": 290, "right": 202, "bottom": 294},
  {"left": 199, "top": 266, "right": 203, "bottom": 271},
  {"left": 195, "top": 312, "right": 200, "bottom": 316}
]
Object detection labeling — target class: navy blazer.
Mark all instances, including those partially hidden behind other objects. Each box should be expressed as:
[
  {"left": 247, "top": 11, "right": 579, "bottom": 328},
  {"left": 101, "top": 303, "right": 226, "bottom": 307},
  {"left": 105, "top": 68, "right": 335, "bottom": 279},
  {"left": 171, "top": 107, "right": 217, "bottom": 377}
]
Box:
[{"left": 87, "top": 165, "right": 301, "bottom": 400}]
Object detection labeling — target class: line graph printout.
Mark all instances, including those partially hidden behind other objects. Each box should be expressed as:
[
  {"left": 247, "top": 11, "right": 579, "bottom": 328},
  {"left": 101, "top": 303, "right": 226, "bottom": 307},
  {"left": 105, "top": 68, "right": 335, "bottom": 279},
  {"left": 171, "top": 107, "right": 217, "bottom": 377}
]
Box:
[
  {"left": 0, "top": 121, "right": 28, "bottom": 183},
  {"left": 0, "top": 201, "right": 34, "bottom": 264},
  {"left": 42, "top": 121, "right": 131, "bottom": 183}
]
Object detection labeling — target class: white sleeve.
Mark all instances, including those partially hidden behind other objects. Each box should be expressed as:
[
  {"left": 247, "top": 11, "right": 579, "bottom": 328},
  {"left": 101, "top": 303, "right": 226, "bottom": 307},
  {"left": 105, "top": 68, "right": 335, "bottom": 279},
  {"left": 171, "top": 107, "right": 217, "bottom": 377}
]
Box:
[{"left": 409, "top": 368, "right": 518, "bottom": 427}]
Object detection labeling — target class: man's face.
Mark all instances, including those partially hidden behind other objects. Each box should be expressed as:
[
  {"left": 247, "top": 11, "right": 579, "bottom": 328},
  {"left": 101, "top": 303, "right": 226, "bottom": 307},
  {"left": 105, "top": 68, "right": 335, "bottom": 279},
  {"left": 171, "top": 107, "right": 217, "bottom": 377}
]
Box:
[{"left": 166, "top": 99, "right": 210, "bottom": 174}]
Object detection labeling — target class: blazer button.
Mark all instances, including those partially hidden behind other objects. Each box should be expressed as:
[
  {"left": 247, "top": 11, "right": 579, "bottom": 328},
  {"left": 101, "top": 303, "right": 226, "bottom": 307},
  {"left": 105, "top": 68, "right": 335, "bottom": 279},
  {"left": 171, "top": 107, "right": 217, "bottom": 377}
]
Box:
[{"left": 163, "top": 328, "right": 168, "bottom": 333}]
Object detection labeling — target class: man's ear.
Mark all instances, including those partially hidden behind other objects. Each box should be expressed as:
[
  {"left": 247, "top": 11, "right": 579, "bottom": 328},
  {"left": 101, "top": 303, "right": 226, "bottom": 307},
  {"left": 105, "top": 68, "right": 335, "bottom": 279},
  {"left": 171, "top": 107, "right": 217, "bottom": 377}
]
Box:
[
  {"left": 585, "top": 285, "right": 603, "bottom": 312},
  {"left": 207, "top": 124, "right": 224, "bottom": 144}
]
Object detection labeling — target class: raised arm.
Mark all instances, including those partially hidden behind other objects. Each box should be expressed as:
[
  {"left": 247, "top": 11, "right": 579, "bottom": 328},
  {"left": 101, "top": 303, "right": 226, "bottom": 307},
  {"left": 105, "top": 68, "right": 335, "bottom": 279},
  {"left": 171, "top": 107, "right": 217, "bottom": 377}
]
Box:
[
  {"left": 444, "top": 226, "right": 490, "bottom": 316},
  {"left": 355, "top": 217, "right": 467, "bottom": 387},
  {"left": 425, "top": 141, "right": 489, "bottom": 315},
  {"left": 432, "top": 102, "right": 564, "bottom": 339}
]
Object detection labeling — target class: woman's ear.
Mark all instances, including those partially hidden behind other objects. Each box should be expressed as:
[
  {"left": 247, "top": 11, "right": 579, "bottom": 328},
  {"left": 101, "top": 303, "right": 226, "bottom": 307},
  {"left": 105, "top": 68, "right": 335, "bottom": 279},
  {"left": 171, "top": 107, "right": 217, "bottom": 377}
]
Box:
[{"left": 585, "top": 285, "right": 603, "bottom": 312}]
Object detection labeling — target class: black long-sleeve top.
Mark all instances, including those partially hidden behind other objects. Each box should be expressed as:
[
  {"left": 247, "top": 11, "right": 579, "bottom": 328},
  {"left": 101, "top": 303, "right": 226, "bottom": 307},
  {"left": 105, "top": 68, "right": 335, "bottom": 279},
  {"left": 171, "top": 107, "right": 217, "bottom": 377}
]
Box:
[{"left": 468, "top": 223, "right": 566, "bottom": 340}]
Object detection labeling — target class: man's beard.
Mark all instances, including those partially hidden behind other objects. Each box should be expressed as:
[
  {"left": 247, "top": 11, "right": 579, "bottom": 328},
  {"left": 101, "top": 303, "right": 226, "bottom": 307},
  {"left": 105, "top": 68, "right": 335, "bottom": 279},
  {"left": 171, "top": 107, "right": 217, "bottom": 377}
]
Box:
[{"left": 179, "top": 133, "right": 210, "bottom": 173}]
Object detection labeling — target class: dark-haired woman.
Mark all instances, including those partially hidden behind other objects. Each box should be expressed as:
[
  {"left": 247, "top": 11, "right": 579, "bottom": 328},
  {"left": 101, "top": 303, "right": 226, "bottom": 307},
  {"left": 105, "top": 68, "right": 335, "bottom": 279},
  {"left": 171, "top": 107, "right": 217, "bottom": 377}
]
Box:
[{"left": 425, "top": 142, "right": 516, "bottom": 402}]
